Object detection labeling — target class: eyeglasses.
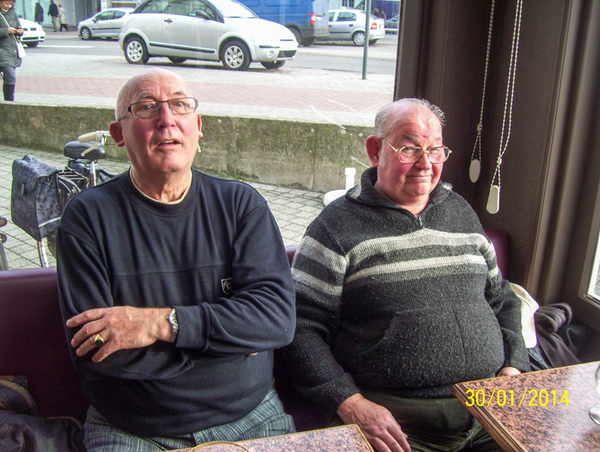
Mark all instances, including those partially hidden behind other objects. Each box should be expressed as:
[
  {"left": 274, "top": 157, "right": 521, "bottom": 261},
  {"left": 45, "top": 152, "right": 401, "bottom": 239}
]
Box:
[
  {"left": 119, "top": 97, "right": 199, "bottom": 121},
  {"left": 381, "top": 138, "right": 451, "bottom": 164}
]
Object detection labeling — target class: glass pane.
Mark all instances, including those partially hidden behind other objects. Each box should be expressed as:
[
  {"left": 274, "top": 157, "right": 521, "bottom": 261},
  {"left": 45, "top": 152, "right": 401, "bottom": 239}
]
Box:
[{"left": 589, "top": 232, "right": 600, "bottom": 301}]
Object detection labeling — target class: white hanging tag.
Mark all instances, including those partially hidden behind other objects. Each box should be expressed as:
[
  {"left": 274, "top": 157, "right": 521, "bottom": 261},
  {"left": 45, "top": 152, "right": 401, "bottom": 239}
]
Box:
[
  {"left": 469, "top": 159, "right": 481, "bottom": 183},
  {"left": 486, "top": 185, "right": 501, "bottom": 214}
]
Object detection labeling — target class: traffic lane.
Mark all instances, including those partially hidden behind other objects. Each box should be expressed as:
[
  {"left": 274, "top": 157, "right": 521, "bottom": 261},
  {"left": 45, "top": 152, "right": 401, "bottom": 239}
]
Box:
[{"left": 30, "top": 33, "right": 398, "bottom": 70}]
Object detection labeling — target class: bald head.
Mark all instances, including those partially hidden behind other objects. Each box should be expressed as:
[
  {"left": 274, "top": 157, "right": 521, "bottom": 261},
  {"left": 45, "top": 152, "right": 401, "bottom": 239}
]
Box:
[{"left": 115, "top": 68, "right": 192, "bottom": 121}]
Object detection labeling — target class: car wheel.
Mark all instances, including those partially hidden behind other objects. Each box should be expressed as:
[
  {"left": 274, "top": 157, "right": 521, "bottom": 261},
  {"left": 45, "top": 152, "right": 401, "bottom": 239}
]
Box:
[
  {"left": 352, "top": 31, "right": 366, "bottom": 46},
  {"left": 221, "top": 40, "right": 250, "bottom": 71},
  {"left": 25, "top": 42, "right": 39, "bottom": 48},
  {"left": 124, "top": 37, "right": 149, "bottom": 65},
  {"left": 261, "top": 60, "right": 286, "bottom": 70},
  {"left": 289, "top": 27, "right": 301, "bottom": 45},
  {"left": 369, "top": 39, "right": 378, "bottom": 46},
  {"left": 80, "top": 27, "right": 92, "bottom": 40},
  {"left": 300, "top": 37, "right": 315, "bottom": 46},
  {"left": 168, "top": 57, "right": 187, "bottom": 64}
]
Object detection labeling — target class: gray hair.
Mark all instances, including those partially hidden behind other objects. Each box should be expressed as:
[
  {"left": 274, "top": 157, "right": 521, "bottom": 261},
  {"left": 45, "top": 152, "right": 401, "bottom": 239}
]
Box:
[{"left": 374, "top": 98, "right": 446, "bottom": 137}]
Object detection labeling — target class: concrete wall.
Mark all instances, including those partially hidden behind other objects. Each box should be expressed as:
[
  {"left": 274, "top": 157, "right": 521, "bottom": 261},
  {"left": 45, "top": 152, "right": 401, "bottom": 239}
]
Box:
[{"left": 0, "top": 103, "right": 373, "bottom": 192}]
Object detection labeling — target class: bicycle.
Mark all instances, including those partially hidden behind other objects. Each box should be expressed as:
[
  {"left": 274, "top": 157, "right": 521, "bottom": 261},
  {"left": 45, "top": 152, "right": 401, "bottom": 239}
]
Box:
[{"left": 11, "top": 131, "right": 116, "bottom": 267}]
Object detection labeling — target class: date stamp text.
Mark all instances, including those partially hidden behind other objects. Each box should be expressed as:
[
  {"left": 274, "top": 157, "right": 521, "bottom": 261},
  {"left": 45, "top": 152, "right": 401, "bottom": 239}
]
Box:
[{"left": 464, "top": 389, "right": 569, "bottom": 407}]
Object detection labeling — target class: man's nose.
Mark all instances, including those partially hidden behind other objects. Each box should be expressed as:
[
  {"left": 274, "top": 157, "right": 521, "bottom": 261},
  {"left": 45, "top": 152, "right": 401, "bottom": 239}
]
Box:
[
  {"left": 414, "top": 151, "right": 433, "bottom": 167},
  {"left": 156, "top": 102, "right": 176, "bottom": 124}
]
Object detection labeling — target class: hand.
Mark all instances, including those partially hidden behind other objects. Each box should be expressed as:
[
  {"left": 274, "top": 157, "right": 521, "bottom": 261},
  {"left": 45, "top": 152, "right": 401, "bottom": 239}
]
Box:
[
  {"left": 337, "top": 394, "right": 411, "bottom": 452},
  {"left": 497, "top": 366, "right": 522, "bottom": 377},
  {"left": 66, "top": 306, "right": 173, "bottom": 363}
]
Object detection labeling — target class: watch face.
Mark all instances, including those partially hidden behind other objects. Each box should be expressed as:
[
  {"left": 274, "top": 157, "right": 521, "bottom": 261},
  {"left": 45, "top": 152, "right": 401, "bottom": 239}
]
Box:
[{"left": 169, "top": 309, "right": 178, "bottom": 328}]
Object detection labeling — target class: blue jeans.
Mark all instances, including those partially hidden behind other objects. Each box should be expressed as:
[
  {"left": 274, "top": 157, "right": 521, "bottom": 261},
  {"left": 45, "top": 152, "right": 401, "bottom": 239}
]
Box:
[
  {"left": 0, "top": 66, "right": 16, "bottom": 85},
  {"left": 84, "top": 388, "right": 296, "bottom": 452}
]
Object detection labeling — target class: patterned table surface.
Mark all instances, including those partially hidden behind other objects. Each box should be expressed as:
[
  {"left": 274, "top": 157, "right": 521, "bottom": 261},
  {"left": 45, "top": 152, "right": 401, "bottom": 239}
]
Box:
[
  {"left": 168, "top": 424, "right": 374, "bottom": 452},
  {"left": 453, "top": 362, "right": 600, "bottom": 451}
]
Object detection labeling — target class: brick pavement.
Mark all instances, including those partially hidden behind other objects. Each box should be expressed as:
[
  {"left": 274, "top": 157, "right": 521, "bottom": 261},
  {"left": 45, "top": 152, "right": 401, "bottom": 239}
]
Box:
[{"left": 0, "top": 146, "right": 324, "bottom": 270}]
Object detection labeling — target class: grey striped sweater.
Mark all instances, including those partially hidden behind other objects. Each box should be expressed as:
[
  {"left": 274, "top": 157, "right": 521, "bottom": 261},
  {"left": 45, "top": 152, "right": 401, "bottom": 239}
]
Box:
[{"left": 284, "top": 167, "right": 530, "bottom": 414}]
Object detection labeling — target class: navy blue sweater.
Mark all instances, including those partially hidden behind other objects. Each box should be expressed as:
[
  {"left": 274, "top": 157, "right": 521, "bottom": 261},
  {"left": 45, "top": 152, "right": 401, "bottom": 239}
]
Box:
[{"left": 57, "top": 170, "right": 295, "bottom": 436}]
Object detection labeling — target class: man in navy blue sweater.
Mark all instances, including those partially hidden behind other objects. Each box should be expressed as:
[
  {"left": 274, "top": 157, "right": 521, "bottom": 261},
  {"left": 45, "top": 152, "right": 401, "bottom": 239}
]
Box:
[{"left": 57, "top": 68, "right": 296, "bottom": 452}]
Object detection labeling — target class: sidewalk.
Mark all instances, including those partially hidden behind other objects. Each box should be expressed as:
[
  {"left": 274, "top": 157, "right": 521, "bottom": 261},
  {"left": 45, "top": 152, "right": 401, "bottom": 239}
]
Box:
[{"left": 0, "top": 146, "right": 325, "bottom": 270}]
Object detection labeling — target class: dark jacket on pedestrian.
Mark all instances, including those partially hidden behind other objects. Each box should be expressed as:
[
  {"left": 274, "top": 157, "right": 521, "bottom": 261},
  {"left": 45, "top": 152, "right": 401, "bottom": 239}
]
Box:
[
  {"left": 35, "top": 4, "right": 44, "bottom": 23},
  {"left": 0, "top": 6, "right": 22, "bottom": 68},
  {"left": 48, "top": 2, "right": 58, "bottom": 17}
]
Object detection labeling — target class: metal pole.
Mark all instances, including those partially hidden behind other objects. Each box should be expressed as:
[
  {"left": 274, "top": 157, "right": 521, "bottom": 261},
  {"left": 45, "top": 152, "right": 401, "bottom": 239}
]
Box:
[{"left": 362, "top": 0, "right": 372, "bottom": 80}]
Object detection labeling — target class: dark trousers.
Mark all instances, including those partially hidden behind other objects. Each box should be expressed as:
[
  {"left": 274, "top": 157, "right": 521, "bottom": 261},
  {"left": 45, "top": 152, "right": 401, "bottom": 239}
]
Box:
[{"left": 335, "top": 389, "right": 503, "bottom": 452}]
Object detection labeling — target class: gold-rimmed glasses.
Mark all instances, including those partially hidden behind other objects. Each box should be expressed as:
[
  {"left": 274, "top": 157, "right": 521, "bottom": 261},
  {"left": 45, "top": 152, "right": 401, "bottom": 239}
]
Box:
[{"left": 381, "top": 138, "right": 452, "bottom": 164}]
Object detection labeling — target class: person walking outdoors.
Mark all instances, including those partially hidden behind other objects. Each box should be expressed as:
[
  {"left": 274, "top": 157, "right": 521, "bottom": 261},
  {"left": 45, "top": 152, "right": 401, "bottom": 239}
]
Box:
[
  {"left": 58, "top": 4, "right": 68, "bottom": 31},
  {"left": 35, "top": 2, "right": 43, "bottom": 25},
  {"left": 48, "top": 0, "right": 59, "bottom": 32},
  {"left": 0, "top": 0, "right": 23, "bottom": 101}
]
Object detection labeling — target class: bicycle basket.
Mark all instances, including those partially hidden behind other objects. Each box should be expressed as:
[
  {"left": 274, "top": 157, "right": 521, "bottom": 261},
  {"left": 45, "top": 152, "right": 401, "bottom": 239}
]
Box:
[{"left": 11, "top": 155, "right": 62, "bottom": 241}]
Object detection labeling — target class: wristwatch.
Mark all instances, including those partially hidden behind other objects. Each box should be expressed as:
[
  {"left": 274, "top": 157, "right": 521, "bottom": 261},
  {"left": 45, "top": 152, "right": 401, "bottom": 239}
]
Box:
[{"left": 167, "top": 308, "right": 179, "bottom": 344}]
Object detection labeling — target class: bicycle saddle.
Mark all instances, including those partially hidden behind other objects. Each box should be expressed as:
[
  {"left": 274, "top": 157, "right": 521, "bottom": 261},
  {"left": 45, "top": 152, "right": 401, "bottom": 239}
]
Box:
[{"left": 64, "top": 141, "right": 107, "bottom": 161}]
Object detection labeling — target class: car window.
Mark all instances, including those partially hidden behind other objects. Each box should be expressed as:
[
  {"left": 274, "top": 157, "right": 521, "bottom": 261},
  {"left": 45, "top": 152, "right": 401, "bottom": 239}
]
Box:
[
  {"left": 114, "top": 11, "right": 126, "bottom": 19},
  {"left": 167, "top": 0, "right": 194, "bottom": 15},
  {"left": 138, "top": 0, "right": 169, "bottom": 13},
  {"left": 188, "top": 0, "right": 217, "bottom": 20},
  {"left": 338, "top": 12, "right": 356, "bottom": 22},
  {"left": 96, "top": 11, "right": 114, "bottom": 20},
  {"left": 329, "top": 11, "right": 335, "bottom": 21}
]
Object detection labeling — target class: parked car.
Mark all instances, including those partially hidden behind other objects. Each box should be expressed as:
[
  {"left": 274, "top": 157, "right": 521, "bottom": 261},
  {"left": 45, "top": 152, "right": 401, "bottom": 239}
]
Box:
[
  {"left": 318, "top": 9, "right": 385, "bottom": 46},
  {"left": 119, "top": 0, "right": 298, "bottom": 71},
  {"left": 77, "top": 7, "right": 134, "bottom": 40},
  {"left": 385, "top": 14, "right": 399, "bottom": 32},
  {"left": 18, "top": 18, "right": 45, "bottom": 48}
]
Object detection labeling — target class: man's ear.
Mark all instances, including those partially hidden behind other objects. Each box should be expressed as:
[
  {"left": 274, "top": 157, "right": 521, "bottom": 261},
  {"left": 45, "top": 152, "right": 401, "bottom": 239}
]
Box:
[
  {"left": 197, "top": 114, "right": 203, "bottom": 138},
  {"left": 366, "top": 135, "right": 382, "bottom": 167},
  {"left": 109, "top": 121, "right": 125, "bottom": 147}
]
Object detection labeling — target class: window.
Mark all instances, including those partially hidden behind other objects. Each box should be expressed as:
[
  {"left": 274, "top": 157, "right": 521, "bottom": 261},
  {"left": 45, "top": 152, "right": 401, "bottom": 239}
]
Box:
[
  {"left": 590, "top": 238, "right": 600, "bottom": 300},
  {"left": 338, "top": 12, "right": 355, "bottom": 22}
]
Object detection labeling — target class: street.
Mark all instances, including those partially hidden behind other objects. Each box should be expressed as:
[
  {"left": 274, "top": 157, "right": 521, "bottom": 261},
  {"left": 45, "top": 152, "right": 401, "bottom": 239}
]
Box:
[
  {"left": 29, "top": 31, "right": 398, "bottom": 74},
  {"left": 14, "top": 31, "right": 397, "bottom": 127}
]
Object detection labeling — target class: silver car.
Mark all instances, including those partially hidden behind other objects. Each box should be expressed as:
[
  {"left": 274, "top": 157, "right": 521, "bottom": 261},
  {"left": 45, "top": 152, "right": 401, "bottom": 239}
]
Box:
[
  {"left": 78, "top": 8, "right": 134, "bottom": 41},
  {"left": 319, "top": 9, "right": 385, "bottom": 46},
  {"left": 119, "top": 0, "right": 298, "bottom": 71}
]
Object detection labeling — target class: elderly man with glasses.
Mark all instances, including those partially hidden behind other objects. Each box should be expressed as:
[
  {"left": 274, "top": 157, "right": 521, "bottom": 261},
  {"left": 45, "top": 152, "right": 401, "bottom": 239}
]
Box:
[
  {"left": 282, "top": 98, "right": 530, "bottom": 452},
  {"left": 56, "top": 68, "right": 296, "bottom": 452}
]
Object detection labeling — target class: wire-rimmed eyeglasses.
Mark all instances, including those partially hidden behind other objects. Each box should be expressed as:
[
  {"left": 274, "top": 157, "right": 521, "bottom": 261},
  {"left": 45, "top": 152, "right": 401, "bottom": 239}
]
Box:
[
  {"left": 119, "top": 97, "right": 199, "bottom": 121},
  {"left": 381, "top": 138, "right": 452, "bottom": 164}
]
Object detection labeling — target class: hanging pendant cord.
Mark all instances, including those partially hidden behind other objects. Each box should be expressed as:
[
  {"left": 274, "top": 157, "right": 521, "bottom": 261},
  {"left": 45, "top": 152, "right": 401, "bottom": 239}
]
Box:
[
  {"left": 470, "top": 0, "right": 495, "bottom": 170},
  {"left": 490, "top": 0, "right": 523, "bottom": 195}
]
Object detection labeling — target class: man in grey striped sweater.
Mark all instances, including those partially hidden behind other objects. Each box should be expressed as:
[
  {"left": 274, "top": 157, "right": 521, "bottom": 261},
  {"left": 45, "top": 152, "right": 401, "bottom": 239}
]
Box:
[{"left": 283, "top": 99, "right": 530, "bottom": 452}]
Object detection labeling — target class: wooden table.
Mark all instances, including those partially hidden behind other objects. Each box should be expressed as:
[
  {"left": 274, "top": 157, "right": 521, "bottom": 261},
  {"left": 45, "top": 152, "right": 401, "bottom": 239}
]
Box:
[
  {"left": 167, "top": 424, "right": 374, "bottom": 452},
  {"left": 453, "top": 362, "right": 600, "bottom": 451}
]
